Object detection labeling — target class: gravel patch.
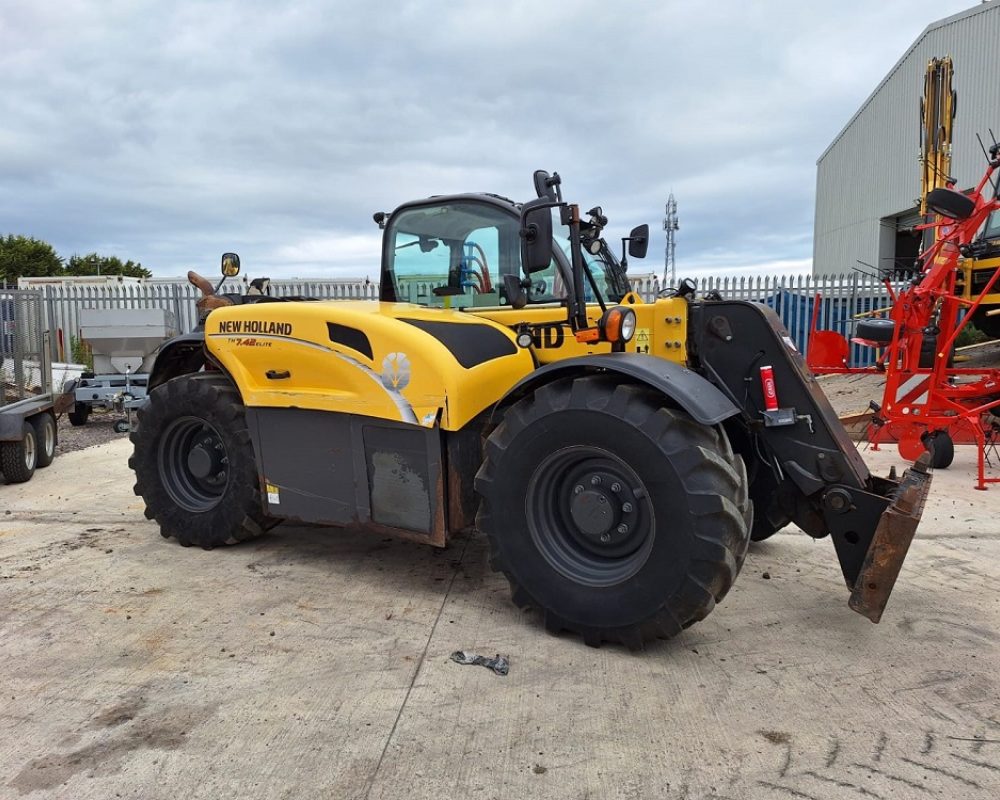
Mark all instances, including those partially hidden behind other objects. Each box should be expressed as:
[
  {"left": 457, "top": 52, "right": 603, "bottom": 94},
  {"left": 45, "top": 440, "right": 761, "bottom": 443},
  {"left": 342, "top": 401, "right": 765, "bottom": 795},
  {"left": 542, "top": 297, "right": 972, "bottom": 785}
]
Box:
[{"left": 57, "top": 410, "right": 131, "bottom": 454}]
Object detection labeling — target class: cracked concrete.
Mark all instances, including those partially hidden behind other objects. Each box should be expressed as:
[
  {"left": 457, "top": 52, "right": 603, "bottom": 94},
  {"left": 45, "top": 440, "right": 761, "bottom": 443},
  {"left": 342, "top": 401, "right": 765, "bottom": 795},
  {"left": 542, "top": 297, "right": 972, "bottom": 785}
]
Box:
[{"left": 0, "top": 439, "right": 998, "bottom": 799}]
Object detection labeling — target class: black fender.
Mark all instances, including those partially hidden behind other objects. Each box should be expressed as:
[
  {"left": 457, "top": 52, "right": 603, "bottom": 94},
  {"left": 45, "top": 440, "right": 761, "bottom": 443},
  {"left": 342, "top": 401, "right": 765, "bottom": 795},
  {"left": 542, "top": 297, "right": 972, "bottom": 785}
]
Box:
[
  {"left": 491, "top": 353, "right": 739, "bottom": 426},
  {"left": 147, "top": 331, "right": 208, "bottom": 391}
]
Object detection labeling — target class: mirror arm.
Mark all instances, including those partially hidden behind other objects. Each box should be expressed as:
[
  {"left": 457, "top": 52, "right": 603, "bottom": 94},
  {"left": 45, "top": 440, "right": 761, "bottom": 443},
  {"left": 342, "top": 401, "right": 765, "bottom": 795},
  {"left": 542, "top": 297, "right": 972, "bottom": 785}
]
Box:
[
  {"left": 567, "top": 205, "right": 591, "bottom": 331},
  {"left": 583, "top": 256, "right": 607, "bottom": 315}
]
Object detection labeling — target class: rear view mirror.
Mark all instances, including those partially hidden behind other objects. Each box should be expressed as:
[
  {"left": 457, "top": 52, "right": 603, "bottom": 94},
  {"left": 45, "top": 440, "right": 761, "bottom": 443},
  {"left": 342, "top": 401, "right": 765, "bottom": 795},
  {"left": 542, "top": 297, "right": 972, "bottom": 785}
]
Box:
[
  {"left": 520, "top": 198, "right": 554, "bottom": 274},
  {"left": 628, "top": 224, "right": 649, "bottom": 259},
  {"left": 221, "top": 252, "right": 241, "bottom": 277}
]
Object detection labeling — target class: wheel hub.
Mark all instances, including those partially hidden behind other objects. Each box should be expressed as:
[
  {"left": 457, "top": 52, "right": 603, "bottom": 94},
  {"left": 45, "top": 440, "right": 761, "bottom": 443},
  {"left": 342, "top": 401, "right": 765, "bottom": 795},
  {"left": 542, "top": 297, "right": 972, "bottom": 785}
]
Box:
[
  {"left": 187, "top": 442, "right": 221, "bottom": 479},
  {"left": 569, "top": 489, "right": 614, "bottom": 537},
  {"left": 158, "top": 418, "right": 230, "bottom": 513},
  {"left": 526, "top": 448, "right": 655, "bottom": 588}
]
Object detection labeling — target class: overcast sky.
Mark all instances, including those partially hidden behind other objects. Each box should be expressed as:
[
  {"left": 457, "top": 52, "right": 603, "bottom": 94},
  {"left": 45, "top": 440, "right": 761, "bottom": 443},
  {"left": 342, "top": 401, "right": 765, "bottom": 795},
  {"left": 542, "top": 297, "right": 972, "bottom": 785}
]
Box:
[{"left": 0, "top": 0, "right": 980, "bottom": 281}]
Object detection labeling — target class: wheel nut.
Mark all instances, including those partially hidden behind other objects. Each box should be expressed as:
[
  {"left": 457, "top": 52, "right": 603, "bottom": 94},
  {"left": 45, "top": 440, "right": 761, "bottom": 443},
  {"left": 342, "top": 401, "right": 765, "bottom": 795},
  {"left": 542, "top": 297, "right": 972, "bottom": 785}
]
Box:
[
  {"left": 574, "top": 485, "right": 584, "bottom": 495},
  {"left": 617, "top": 524, "right": 629, "bottom": 534},
  {"left": 598, "top": 496, "right": 606, "bottom": 504},
  {"left": 622, "top": 502, "right": 633, "bottom": 513},
  {"left": 611, "top": 482, "right": 622, "bottom": 492},
  {"left": 600, "top": 533, "right": 611, "bottom": 543},
  {"left": 590, "top": 476, "right": 602, "bottom": 486}
]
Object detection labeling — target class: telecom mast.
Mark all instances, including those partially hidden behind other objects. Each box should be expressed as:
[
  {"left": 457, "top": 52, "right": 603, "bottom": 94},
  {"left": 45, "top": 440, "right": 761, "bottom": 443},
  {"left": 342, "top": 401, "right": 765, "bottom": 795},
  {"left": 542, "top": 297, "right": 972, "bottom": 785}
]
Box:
[{"left": 663, "top": 193, "right": 678, "bottom": 287}]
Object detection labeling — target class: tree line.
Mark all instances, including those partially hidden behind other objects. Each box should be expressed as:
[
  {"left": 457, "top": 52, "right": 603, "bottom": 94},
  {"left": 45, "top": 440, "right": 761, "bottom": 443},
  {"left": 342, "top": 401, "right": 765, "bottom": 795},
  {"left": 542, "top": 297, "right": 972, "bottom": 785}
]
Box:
[{"left": 1, "top": 234, "right": 152, "bottom": 286}]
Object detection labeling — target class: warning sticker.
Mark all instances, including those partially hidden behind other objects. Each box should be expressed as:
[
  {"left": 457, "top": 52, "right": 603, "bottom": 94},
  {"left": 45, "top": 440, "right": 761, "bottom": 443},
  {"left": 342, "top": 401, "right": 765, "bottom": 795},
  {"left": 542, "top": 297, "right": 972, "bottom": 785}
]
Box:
[
  {"left": 266, "top": 483, "right": 280, "bottom": 505},
  {"left": 635, "top": 328, "right": 651, "bottom": 353}
]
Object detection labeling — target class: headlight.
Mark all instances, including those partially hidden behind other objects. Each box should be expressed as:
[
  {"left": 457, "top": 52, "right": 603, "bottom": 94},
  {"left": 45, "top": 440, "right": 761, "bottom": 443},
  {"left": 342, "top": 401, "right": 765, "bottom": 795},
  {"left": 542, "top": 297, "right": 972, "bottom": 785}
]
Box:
[
  {"left": 619, "top": 308, "right": 637, "bottom": 342},
  {"left": 600, "top": 306, "right": 637, "bottom": 344}
]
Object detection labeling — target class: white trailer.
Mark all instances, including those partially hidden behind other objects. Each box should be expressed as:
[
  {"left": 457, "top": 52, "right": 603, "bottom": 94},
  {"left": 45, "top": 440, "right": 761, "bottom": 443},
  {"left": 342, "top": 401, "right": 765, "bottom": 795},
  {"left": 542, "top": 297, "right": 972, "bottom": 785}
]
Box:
[{"left": 1, "top": 290, "right": 57, "bottom": 483}]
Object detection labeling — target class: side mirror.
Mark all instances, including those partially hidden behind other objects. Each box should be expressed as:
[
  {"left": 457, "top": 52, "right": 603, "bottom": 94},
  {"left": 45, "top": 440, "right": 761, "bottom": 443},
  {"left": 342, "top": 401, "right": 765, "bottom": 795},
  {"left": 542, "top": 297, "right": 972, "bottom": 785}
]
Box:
[
  {"left": 628, "top": 224, "right": 649, "bottom": 259},
  {"left": 533, "top": 170, "right": 559, "bottom": 201},
  {"left": 520, "top": 198, "right": 554, "bottom": 274},
  {"left": 502, "top": 274, "right": 528, "bottom": 309},
  {"left": 221, "top": 252, "right": 241, "bottom": 277}
]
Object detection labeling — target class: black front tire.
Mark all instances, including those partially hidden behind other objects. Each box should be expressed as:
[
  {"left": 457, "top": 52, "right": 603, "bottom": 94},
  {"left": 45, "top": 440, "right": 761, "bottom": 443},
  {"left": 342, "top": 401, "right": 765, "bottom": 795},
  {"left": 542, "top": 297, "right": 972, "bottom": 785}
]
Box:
[
  {"left": 0, "top": 422, "right": 38, "bottom": 483},
  {"left": 129, "top": 374, "right": 272, "bottom": 548},
  {"left": 32, "top": 413, "right": 57, "bottom": 468},
  {"left": 476, "top": 376, "right": 750, "bottom": 648}
]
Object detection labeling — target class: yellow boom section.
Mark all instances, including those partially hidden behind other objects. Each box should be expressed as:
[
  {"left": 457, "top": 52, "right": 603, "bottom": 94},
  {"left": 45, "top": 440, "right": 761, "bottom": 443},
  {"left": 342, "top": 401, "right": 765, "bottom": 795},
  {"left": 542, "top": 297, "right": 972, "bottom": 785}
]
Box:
[{"left": 919, "top": 56, "right": 955, "bottom": 216}]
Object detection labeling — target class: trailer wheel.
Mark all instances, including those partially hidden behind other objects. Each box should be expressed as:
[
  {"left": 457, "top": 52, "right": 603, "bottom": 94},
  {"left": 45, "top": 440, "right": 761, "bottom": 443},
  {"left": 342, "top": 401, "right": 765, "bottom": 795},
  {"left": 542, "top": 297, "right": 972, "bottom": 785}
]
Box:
[
  {"left": 855, "top": 318, "right": 895, "bottom": 344},
  {"left": 922, "top": 429, "right": 955, "bottom": 469},
  {"left": 68, "top": 403, "right": 90, "bottom": 427},
  {"left": 0, "top": 422, "right": 38, "bottom": 483},
  {"left": 476, "top": 376, "right": 750, "bottom": 648},
  {"left": 32, "top": 412, "right": 57, "bottom": 468},
  {"left": 926, "top": 186, "right": 976, "bottom": 220},
  {"left": 129, "top": 374, "right": 272, "bottom": 548}
]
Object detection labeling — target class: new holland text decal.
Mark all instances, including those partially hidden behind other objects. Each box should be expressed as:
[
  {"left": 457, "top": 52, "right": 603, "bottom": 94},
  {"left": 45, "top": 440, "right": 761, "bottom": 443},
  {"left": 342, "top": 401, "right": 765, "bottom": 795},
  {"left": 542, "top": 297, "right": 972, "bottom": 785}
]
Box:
[{"left": 218, "top": 319, "right": 293, "bottom": 336}]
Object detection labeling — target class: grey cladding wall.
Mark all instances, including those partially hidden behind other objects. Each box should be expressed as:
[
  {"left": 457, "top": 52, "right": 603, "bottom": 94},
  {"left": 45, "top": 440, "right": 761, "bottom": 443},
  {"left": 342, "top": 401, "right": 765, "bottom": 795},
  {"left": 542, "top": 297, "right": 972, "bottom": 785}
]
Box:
[{"left": 814, "top": 2, "right": 1000, "bottom": 276}]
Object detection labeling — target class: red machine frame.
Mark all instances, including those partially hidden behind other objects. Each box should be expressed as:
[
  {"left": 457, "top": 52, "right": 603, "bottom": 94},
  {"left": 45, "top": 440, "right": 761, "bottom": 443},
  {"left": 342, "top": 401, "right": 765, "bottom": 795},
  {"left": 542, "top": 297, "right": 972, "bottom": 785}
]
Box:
[{"left": 808, "top": 151, "right": 1000, "bottom": 489}]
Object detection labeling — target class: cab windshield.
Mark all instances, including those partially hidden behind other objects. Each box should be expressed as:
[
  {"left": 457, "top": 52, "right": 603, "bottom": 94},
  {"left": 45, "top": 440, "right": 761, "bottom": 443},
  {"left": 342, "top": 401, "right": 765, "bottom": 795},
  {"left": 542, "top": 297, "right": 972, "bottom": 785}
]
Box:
[{"left": 383, "top": 200, "right": 623, "bottom": 308}]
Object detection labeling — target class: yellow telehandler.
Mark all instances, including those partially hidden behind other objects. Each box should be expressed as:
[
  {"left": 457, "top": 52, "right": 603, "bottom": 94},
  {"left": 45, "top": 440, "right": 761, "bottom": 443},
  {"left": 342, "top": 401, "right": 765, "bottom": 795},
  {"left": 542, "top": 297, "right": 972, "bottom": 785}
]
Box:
[{"left": 130, "top": 171, "right": 931, "bottom": 648}]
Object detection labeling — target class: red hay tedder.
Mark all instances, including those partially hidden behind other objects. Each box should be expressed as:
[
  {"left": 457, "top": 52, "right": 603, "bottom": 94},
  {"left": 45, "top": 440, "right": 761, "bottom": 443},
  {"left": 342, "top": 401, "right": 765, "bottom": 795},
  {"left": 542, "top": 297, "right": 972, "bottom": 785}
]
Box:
[{"left": 808, "top": 144, "right": 1000, "bottom": 489}]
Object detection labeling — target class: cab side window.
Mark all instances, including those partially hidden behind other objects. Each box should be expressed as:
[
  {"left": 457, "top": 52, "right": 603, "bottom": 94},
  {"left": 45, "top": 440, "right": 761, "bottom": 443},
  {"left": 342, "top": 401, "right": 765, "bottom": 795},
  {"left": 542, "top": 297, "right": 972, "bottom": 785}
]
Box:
[{"left": 387, "top": 201, "right": 565, "bottom": 307}]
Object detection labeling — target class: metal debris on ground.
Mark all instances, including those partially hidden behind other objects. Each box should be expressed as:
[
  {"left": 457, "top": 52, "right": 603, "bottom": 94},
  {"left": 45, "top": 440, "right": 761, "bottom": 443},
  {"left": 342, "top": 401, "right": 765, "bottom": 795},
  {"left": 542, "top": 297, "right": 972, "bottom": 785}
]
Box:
[{"left": 449, "top": 650, "right": 510, "bottom": 676}]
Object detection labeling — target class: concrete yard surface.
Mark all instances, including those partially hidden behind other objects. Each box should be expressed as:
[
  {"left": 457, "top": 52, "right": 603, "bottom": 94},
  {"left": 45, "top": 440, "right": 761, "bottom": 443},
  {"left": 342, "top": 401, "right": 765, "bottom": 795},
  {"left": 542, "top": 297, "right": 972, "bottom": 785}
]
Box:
[{"left": 1, "top": 440, "right": 998, "bottom": 799}]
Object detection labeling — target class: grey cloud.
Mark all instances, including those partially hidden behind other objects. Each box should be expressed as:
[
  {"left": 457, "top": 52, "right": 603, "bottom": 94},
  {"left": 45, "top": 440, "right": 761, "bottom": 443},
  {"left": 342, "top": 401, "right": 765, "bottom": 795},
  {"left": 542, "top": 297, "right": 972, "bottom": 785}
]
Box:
[{"left": 0, "top": 0, "right": 976, "bottom": 280}]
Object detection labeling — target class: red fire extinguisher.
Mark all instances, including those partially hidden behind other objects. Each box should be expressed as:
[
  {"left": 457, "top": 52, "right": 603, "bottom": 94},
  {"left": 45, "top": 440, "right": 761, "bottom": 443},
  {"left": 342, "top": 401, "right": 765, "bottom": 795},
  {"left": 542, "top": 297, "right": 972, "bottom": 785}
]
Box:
[{"left": 760, "top": 365, "right": 779, "bottom": 411}]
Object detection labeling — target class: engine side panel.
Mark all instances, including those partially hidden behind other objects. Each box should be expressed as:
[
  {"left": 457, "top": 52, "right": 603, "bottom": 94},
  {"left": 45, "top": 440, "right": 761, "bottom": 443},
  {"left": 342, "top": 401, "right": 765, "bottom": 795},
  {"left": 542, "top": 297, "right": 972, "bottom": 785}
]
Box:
[
  {"left": 205, "top": 300, "right": 535, "bottom": 431},
  {"left": 247, "top": 407, "right": 447, "bottom": 545}
]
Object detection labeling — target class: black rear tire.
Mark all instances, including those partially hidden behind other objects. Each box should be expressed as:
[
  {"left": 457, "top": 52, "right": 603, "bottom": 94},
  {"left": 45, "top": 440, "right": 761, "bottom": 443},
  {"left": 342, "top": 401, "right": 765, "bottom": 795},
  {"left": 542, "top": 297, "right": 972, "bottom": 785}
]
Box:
[
  {"left": 0, "top": 422, "right": 38, "bottom": 483},
  {"left": 32, "top": 413, "right": 57, "bottom": 468},
  {"left": 68, "top": 403, "right": 90, "bottom": 427},
  {"left": 475, "top": 376, "right": 750, "bottom": 648},
  {"left": 750, "top": 516, "right": 784, "bottom": 542},
  {"left": 129, "top": 374, "right": 272, "bottom": 548}
]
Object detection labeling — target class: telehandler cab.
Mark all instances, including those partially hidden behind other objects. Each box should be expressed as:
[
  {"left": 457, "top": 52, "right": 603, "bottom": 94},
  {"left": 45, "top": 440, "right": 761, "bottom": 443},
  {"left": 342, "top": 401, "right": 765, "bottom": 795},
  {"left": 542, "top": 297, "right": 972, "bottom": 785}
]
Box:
[{"left": 131, "top": 171, "right": 932, "bottom": 648}]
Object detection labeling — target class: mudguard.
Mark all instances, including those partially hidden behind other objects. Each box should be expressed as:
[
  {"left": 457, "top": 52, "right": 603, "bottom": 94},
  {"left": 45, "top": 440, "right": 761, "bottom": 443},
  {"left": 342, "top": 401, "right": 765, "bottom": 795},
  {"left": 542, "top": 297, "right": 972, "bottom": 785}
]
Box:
[
  {"left": 147, "top": 331, "right": 207, "bottom": 391},
  {"left": 491, "top": 353, "right": 739, "bottom": 426}
]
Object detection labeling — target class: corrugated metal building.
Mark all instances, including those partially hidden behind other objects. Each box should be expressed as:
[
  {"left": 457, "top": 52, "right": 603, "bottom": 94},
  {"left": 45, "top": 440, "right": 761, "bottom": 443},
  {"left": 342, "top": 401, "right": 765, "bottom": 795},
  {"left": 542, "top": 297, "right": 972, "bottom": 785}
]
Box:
[{"left": 813, "top": 1, "right": 1000, "bottom": 276}]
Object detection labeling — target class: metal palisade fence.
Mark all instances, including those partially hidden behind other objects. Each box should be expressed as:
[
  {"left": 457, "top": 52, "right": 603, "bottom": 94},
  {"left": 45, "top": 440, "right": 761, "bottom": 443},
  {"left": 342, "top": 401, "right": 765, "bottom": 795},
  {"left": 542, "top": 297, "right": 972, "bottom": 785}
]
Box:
[{"left": 33, "top": 272, "right": 892, "bottom": 367}]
